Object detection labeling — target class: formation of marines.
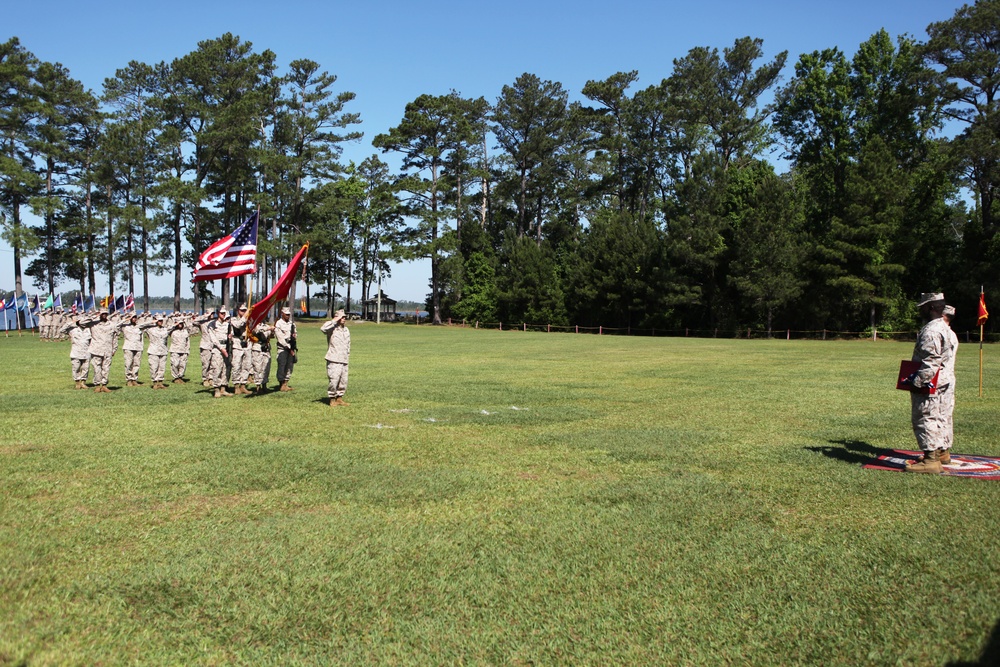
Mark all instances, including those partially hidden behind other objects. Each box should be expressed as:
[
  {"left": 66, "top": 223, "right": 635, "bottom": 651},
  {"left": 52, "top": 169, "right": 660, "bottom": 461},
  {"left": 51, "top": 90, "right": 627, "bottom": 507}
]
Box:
[
  {"left": 54, "top": 305, "right": 350, "bottom": 405},
  {"left": 37, "top": 308, "right": 72, "bottom": 341}
]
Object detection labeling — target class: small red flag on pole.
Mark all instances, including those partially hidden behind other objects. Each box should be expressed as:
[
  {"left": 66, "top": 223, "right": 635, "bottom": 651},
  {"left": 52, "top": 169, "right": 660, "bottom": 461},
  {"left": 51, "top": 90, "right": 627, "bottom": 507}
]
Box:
[{"left": 979, "top": 288, "right": 988, "bottom": 398}]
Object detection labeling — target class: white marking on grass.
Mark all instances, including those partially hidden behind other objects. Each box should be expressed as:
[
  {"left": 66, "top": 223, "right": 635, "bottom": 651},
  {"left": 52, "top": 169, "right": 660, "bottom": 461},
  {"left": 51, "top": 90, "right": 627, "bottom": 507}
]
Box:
[
  {"left": 389, "top": 409, "right": 414, "bottom": 413},
  {"left": 510, "top": 406, "right": 528, "bottom": 411},
  {"left": 480, "top": 410, "right": 493, "bottom": 415},
  {"left": 366, "top": 423, "right": 395, "bottom": 429}
]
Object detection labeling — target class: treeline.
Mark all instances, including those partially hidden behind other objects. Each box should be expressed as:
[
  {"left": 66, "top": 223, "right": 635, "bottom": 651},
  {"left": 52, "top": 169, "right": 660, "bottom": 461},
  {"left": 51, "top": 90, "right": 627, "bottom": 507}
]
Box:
[{"left": 2, "top": 1, "right": 998, "bottom": 332}]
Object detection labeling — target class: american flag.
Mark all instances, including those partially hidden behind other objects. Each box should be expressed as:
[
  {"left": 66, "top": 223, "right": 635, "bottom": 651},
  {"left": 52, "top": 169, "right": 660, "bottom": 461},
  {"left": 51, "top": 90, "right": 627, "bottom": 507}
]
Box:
[
  {"left": 193, "top": 212, "right": 259, "bottom": 282},
  {"left": 125, "top": 293, "right": 135, "bottom": 312}
]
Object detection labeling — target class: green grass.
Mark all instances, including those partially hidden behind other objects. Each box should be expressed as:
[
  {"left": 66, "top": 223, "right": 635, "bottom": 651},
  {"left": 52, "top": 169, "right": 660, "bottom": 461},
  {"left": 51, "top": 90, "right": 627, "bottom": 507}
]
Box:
[{"left": 2, "top": 325, "right": 999, "bottom": 665}]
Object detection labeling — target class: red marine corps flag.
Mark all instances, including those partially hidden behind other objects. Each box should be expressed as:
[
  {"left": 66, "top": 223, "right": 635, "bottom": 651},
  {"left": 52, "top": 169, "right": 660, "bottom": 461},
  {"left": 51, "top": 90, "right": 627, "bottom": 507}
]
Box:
[
  {"left": 247, "top": 243, "right": 308, "bottom": 331},
  {"left": 193, "top": 212, "right": 259, "bottom": 282},
  {"left": 978, "top": 290, "right": 989, "bottom": 326}
]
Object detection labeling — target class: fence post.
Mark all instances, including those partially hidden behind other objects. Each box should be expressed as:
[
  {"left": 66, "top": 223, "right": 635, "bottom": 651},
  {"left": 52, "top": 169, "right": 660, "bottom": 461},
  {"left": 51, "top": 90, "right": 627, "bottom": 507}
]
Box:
[
  {"left": 523, "top": 322, "right": 526, "bottom": 332},
  {"left": 599, "top": 326, "right": 602, "bottom": 335},
  {"left": 576, "top": 325, "right": 579, "bottom": 334},
  {"left": 823, "top": 329, "right": 827, "bottom": 340},
  {"left": 499, "top": 321, "right": 502, "bottom": 331},
  {"left": 787, "top": 329, "right": 790, "bottom": 340},
  {"left": 476, "top": 321, "right": 479, "bottom": 329},
  {"left": 872, "top": 326, "right": 877, "bottom": 342},
  {"left": 747, "top": 328, "right": 751, "bottom": 339},
  {"left": 685, "top": 328, "right": 689, "bottom": 337}
]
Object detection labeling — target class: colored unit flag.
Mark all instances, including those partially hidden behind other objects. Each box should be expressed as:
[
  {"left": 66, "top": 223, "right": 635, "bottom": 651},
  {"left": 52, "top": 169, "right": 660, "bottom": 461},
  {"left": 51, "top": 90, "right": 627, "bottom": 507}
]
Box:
[
  {"left": 84, "top": 294, "right": 95, "bottom": 312},
  {"left": 43, "top": 294, "right": 53, "bottom": 310},
  {"left": 978, "top": 292, "right": 989, "bottom": 326},
  {"left": 124, "top": 293, "right": 134, "bottom": 312},
  {"left": 53, "top": 294, "right": 62, "bottom": 309},
  {"left": 100, "top": 295, "right": 110, "bottom": 309},
  {"left": 72, "top": 293, "right": 83, "bottom": 313},
  {"left": 247, "top": 243, "right": 308, "bottom": 332},
  {"left": 300, "top": 298, "right": 307, "bottom": 314},
  {"left": 3, "top": 293, "right": 15, "bottom": 312},
  {"left": 193, "top": 211, "right": 259, "bottom": 282},
  {"left": 114, "top": 295, "right": 125, "bottom": 312}
]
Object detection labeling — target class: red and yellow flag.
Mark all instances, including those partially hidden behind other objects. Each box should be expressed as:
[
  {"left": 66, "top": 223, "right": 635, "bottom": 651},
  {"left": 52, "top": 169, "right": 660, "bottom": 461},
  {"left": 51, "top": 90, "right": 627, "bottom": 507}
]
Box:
[{"left": 978, "top": 292, "right": 989, "bottom": 326}]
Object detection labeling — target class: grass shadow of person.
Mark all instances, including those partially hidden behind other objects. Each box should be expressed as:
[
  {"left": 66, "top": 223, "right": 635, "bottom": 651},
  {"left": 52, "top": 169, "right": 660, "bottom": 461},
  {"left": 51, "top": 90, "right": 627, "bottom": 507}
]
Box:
[
  {"left": 947, "top": 617, "right": 1000, "bottom": 666},
  {"left": 804, "top": 439, "right": 905, "bottom": 467}
]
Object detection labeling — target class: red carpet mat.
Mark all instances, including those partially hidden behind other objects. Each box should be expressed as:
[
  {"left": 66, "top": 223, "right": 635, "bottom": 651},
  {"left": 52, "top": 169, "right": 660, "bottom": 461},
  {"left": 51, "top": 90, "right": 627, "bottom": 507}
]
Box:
[{"left": 864, "top": 449, "right": 1000, "bottom": 479}]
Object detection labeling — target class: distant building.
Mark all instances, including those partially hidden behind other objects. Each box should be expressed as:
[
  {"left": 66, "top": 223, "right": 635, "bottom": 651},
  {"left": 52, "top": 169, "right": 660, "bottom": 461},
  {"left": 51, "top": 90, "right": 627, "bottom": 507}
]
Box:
[{"left": 362, "top": 290, "right": 397, "bottom": 321}]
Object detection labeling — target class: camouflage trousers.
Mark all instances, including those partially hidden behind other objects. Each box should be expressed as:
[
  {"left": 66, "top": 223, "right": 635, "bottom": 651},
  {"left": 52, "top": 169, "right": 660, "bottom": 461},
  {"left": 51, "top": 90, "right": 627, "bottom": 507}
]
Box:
[
  {"left": 170, "top": 352, "right": 188, "bottom": 380},
  {"left": 210, "top": 349, "right": 228, "bottom": 389},
  {"left": 71, "top": 357, "right": 89, "bottom": 382},
  {"left": 123, "top": 350, "right": 142, "bottom": 382},
  {"left": 252, "top": 351, "right": 271, "bottom": 386},
  {"left": 231, "top": 345, "right": 252, "bottom": 384},
  {"left": 326, "top": 361, "right": 348, "bottom": 398},
  {"left": 277, "top": 348, "right": 294, "bottom": 383},
  {"left": 911, "top": 384, "right": 954, "bottom": 452},
  {"left": 148, "top": 354, "right": 167, "bottom": 383},
  {"left": 91, "top": 354, "right": 109, "bottom": 386},
  {"left": 199, "top": 348, "right": 212, "bottom": 381}
]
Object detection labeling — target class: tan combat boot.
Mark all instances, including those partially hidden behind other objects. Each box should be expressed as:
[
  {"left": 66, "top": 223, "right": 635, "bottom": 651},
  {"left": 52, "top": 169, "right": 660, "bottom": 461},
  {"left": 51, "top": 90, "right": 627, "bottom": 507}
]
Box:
[
  {"left": 279, "top": 381, "right": 290, "bottom": 392},
  {"left": 333, "top": 397, "right": 349, "bottom": 406},
  {"left": 906, "top": 448, "right": 943, "bottom": 474},
  {"left": 214, "top": 388, "right": 223, "bottom": 398},
  {"left": 173, "top": 378, "right": 184, "bottom": 384},
  {"left": 219, "top": 386, "right": 233, "bottom": 397},
  {"left": 203, "top": 380, "right": 212, "bottom": 387},
  {"left": 939, "top": 449, "right": 952, "bottom": 465}
]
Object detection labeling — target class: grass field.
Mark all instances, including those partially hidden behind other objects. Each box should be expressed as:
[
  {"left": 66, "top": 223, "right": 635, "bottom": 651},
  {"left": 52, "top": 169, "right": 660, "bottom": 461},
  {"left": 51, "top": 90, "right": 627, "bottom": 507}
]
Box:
[{"left": 2, "top": 324, "right": 999, "bottom": 665}]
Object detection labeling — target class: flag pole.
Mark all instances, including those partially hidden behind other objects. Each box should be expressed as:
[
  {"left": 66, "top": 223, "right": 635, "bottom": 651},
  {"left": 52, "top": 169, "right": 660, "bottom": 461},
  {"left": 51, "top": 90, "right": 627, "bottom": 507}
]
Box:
[{"left": 980, "top": 285, "right": 985, "bottom": 398}]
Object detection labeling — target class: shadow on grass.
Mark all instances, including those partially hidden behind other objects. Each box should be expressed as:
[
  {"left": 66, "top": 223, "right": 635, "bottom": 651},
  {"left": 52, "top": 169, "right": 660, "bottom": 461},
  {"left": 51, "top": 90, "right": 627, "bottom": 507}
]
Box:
[
  {"left": 805, "top": 439, "right": 893, "bottom": 466},
  {"left": 948, "top": 617, "right": 1000, "bottom": 666}
]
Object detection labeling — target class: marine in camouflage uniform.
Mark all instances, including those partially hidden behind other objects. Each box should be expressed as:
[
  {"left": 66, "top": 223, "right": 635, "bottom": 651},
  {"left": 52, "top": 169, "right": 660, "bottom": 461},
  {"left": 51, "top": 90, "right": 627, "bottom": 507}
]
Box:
[
  {"left": 251, "top": 322, "right": 273, "bottom": 392},
  {"left": 38, "top": 309, "right": 50, "bottom": 340},
  {"left": 275, "top": 307, "right": 296, "bottom": 391},
  {"left": 206, "top": 308, "right": 232, "bottom": 398},
  {"left": 120, "top": 314, "right": 145, "bottom": 386},
  {"left": 321, "top": 309, "right": 350, "bottom": 406},
  {"left": 904, "top": 293, "right": 957, "bottom": 474},
  {"left": 196, "top": 311, "right": 216, "bottom": 386},
  {"left": 81, "top": 310, "right": 117, "bottom": 392},
  {"left": 169, "top": 315, "right": 195, "bottom": 383},
  {"left": 141, "top": 315, "right": 171, "bottom": 389},
  {"left": 55, "top": 309, "right": 69, "bottom": 340},
  {"left": 60, "top": 317, "right": 92, "bottom": 389},
  {"left": 229, "top": 304, "right": 253, "bottom": 394}
]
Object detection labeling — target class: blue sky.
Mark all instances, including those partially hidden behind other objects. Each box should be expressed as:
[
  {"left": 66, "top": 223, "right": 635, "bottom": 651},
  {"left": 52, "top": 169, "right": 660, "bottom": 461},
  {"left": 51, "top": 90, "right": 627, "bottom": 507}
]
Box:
[{"left": 1, "top": 0, "right": 969, "bottom": 302}]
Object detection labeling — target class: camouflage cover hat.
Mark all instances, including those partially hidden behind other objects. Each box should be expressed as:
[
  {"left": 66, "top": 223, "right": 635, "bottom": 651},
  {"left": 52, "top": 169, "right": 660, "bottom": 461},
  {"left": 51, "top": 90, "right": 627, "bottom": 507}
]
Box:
[
  {"left": 334, "top": 309, "right": 346, "bottom": 320},
  {"left": 943, "top": 305, "right": 956, "bottom": 316},
  {"left": 280, "top": 307, "right": 291, "bottom": 315},
  {"left": 917, "top": 292, "right": 945, "bottom": 307},
  {"left": 237, "top": 304, "right": 248, "bottom": 312}
]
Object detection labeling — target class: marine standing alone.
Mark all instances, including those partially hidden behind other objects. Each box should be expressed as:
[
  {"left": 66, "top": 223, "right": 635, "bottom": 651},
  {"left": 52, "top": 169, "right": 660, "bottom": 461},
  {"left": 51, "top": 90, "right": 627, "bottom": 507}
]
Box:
[
  {"left": 320, "top": 309, "right": 350, "bottom": 407},
  {"left": 903, "top": 292, "right": 958, "bottom": 473}
]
